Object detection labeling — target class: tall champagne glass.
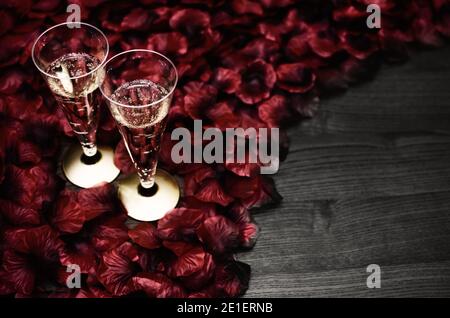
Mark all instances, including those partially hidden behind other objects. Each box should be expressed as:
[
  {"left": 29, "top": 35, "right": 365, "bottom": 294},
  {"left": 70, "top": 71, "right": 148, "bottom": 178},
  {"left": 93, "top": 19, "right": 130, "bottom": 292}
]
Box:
[
  {"left": 100, "top": 49, "right": 179, "bottom": 221},
  {"left": 32, "top": 22, "right": 120, "bottom": 188}
]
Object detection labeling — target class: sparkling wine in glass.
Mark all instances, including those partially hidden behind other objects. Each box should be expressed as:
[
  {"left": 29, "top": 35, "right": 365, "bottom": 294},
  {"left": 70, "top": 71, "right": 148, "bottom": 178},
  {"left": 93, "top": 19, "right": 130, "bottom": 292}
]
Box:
[
  {"left": 32, "top": 22, "right": 120, "bottom": 188},
  {"left": 100, "top": 50, "right": 179, "bottom": 221}
]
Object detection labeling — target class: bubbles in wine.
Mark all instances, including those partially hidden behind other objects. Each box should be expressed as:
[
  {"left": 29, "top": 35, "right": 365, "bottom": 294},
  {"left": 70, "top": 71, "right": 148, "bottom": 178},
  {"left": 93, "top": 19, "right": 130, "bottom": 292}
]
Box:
[
  {"left": 109, "top": 79, "right": 170, "bottom": 128},
  {"left": 45, "top": 52, "right": 103, "bottom": 98}
]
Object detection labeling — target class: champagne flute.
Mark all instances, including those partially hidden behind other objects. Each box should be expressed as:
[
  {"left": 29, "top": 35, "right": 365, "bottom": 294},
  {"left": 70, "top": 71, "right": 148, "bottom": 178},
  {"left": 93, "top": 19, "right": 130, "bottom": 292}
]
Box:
[
  {"left": 32, "top": 22, "right": 120, "bottom": 188},
  {"left": 99, "top": 49, "right": 179, "bottom": 221}
]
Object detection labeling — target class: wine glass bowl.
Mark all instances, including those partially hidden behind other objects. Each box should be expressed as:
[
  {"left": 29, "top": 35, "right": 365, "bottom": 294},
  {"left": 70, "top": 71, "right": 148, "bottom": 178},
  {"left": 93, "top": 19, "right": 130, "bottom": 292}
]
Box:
[
  {"left": 100, "top": 49, "right": 180, "bottom": 221},
  {"left": 32, "top": 22, "right": 120, "bottom": 188}
]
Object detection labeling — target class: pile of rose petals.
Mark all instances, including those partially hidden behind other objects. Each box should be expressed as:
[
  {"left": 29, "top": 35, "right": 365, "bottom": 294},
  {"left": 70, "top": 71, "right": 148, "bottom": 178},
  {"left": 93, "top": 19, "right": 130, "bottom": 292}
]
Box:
[{"left": 0, "top": 0, "right": 449, "bottom": 298}]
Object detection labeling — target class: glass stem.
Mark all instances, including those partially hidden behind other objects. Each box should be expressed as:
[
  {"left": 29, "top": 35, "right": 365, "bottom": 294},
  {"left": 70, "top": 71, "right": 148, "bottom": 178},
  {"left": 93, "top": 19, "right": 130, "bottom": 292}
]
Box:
[
  {"left": 82, "top": 143, "right": 98, "bottom": 157},
  {"left": 138, "top": 163, "right": 158, "bottom": 189},
  {"left": 139, "top": 175, "right": 156, "bottom": 189}
]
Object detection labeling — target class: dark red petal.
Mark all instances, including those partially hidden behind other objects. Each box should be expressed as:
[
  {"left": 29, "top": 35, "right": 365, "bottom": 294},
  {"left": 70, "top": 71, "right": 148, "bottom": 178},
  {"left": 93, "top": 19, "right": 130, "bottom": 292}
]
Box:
[
  {"left": 5, "top": 225, "right": 63, "bottom": 260},
  {"left": 13, "top": 140, "right": 42, "bottom": 166},
  {"left": 181, "top": 251, "right": 215, "bottom": 290},
  {"left": 183, "top": 165, "right": 216, "bottom": 196},
  {"left": 133, "top": 273, "right": 185, "bottom": 298},
  {"left": 257, "top": 9, "right": 298, "bottom": 42},
  {"left": 333, "top": 5, "right": 367, "bottom": 22},
  {"left": 0, "top": 10, "right": 15, "bottom": 37},
  {"left": 78, "top": 183, "right": 117, "bottom": 220},
  {"left": 307, "top": 26, "right": 341, "bottom": 58},
  {"left": 205, "top": 100, "right": 237, "bottom": 127},
  {"left": 0, "top": 199, "right": 40, "bottom": 225},
  {"left": 59, "top": 241, "right": 97, "bottom": 273},
  {"left": 0, "top": 270, "right": 15, "bottom": 295},
  {"left": 236, "top": 60, "right": 276, "bottom": 105},
  {"left": 0, "top": 148, "right": 4, "bottom": 185},
  {"left": 128, "top": 223, "right": 161, "bottom": 249},
  {"left": 169, "top": 8, "right": 210, "bottom": 31},
  {"left": 158, "top": 208, "right": 206, "bottom": 241},
  {"left": 276, "top": 63, "right": 316, "bottom": 93},
  {"left": 120, "top": 7, "right": 150, "bottom": 31},
  {"left": 147, "top": 32, "right": 188, "bottom": 56},
  {"left": 1, "top": 162, "right": 58, "bottom": 211},
  {"left": 286, "top": 34, "right": 310, "bottom": 59},
  {"left": 2, "top": 249, "right": 35, "bottom": 295},
  {"left": 4, "top": 92, "right": 43, "bottom": 121},
  {"left": 91, "top": 215, "right": 129, "bottom": 252},
  {"left": 224, "top": 160, "right": 261, "bottom": 178},
  {"left": 179, "top": 196, "right": 217, "bottom": 216},
  {"left": 225, "top": 175, "right": 282, "bottom": 208},
  {"left": 76, "top": 286, "right": 112, "bottom": 298},
  {"left": 232, "top": 0, "right": 263, "bottom": 16},
  {"left": 97, "top": 242, "right": 139, "bottom": 296},
  {"left": 228, "top": 202, "right": 252, "bottom": 224},
  {"left": 195, "top": 179, "right": 234, "bottom": 207},
  {"left": 52, "top": 190, "right": 84, "bottom": 234},
  {"left": 212, "top": 68, "right": 241, "bottom": 94},
  {"left": 0, "top": 67, "right": 28, "bottom": 94},
  {"left": 183, "top": 81, "right": 217, "bottom": 120},
  {"left": 213, "top": 261, "right": 250, "bottom": 297},
  {"left": 239, "top": 222, "right": 260, "bottom": 248},
  {"left": 206, "top": 101, "right": 241, "bottom": 131},
  {"left": 260, "top": 0, "right": 295, "bottom": 8},
  {"left": 241, "top": 38, "right": 280, "bottom": 62},
  {"left": 197, "top": 216, "right": 240, "bottom": 254},
  {"left": 258, "top": 94, "right": 293, "bottom": 127},
  {"left": 164, "top": 241, "right": 215, "bottom": 289},
  {"left": 339, "top": 31, "right": 378, "bottom": 60}
]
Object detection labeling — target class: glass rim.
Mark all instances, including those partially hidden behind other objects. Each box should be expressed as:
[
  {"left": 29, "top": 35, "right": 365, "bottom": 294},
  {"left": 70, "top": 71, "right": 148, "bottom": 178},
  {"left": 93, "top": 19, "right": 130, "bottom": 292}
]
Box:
[
  {"left": 99, "top": 49, "right": 178, "bottom": 109},
  {"left": 31, "top": 21, "right": 110, "bottom": 81}
]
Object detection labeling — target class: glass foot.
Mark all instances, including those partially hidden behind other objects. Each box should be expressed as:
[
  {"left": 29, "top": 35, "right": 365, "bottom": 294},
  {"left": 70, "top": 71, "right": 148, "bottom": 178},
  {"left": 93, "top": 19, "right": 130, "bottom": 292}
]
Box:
[
  {"left": 118, "top": 169, "right": 180, "bottom": 222},
  {"left": 62, "top": 144, "right": 120, "bottom": 188}
]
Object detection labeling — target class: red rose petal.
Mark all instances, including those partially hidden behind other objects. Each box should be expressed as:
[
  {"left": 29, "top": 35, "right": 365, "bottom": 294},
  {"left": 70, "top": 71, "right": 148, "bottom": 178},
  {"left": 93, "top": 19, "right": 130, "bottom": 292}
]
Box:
[
  {"left": 128, "top": 223, "right": 161, "bottom": 249},
  {"left": 0, "top": 199, "right": 40, "bottom": 225},
  {"left": 158, "top": 208, "right": 206, "bottom": 241},
  {"left": 258, "top": 94, "right": 293, "bottom": 127},
  {"left": 2, "top": 249, "right": 35, "bottom": 295},
  {"left": 120, "top": 7, "right": 150, "bottom": 31},
  {"left": 183, "top": 165, "right": 216, "bottom": 196},
  {"left": 97, "top": 242, "right": 139, "bottom": 296},
  {"left": 195, "top": 178, "right": 234, "bottom": 207},
  {"left": 183, "top": 81, "right": 217, "bottom": 119},
  {"left": 79, "top": 183, "right": 117, "bottom": 220},
  {"left": 59, "top": 241, "right": 97, "bottom": 274},
  {"left": 212, "top": 68, "right": 241, "bottom": 94},
  {"left": 52, "top": 189, "right": 84, "bottom": 234},
  {"left": 133, "top": 272, "right": 185, "bottom": 298},
  {"left": 5, "top": 225, "right": 63, "bottom": 260},
  {"left": 147, "top": 32, "right": 188, "bottom": 56},
  {"left": 91, "top": 215, "right": 129, "bottom": 252},
  {"left": 276, "top": 63, "right": 316, "bottom": 93},
  {"left": 197, "top": 215, "right": 240, "bottom": 254},
  {"left": 232, "top": 0, "right": 263, "bottom": 16},
  {"left": 236, "top": 60, "right": 276, "bottom": 104}
]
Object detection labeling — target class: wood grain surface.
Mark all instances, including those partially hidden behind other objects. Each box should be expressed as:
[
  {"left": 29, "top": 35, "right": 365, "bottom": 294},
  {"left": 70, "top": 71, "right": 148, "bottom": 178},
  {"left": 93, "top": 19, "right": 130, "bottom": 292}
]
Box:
[{"left": 237, "top": 47, "right": 450, "bottom": 298}]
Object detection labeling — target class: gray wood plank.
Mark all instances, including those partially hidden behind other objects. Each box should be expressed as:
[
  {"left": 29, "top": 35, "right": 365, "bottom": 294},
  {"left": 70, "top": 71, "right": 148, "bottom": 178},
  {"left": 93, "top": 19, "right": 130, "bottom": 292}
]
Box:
[
  {"left": 239, "top": 46, "right": 450, "bottom": 297},
  {"left": 277, "top": 134, "right": 450, "bottom": 201},
  {"left": 301, "top": 47, "right": 450, "bottom": 135},
  {"left": 243, "top": 261, "right": 450, "bottom": 297},
  {"left": 239, "top": 192, "right": 450, "bottom": 273}
]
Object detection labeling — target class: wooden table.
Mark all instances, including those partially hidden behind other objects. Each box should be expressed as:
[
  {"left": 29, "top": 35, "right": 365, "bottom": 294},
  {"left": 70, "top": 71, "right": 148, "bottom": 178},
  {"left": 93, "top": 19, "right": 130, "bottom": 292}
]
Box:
[{"left": 237, "top": 46, "right": 450, "bottom": 297}]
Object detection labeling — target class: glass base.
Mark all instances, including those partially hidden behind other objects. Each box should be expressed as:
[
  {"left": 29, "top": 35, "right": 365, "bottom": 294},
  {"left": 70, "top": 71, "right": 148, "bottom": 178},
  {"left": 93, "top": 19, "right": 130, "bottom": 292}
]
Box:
[
  {"left": 62, "top": 144, "right": 121, "bottom": 188},
  {"left": 118, "top": 169, "right": 180, "bottom": 222}
]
